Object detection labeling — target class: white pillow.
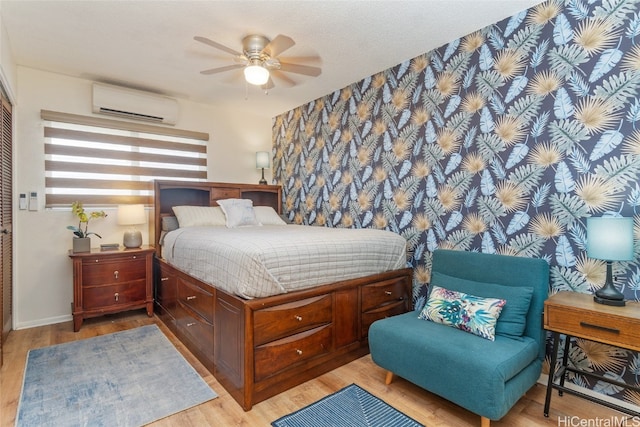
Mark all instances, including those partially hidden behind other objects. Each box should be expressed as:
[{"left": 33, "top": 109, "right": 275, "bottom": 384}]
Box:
[
  {"left": 254, "top": 206, "right": 286, "bottom": 225},
  {"left": 172, "top": 205, "right": 226, "bottom": 227},
  {"left": 217, "top": 198, "right": 260, "bottom": 228}
]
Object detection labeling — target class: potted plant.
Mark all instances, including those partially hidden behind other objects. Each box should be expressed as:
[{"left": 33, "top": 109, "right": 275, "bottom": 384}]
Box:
[{"left": 68, "top": 201, "right": 107, "bottom": 252}]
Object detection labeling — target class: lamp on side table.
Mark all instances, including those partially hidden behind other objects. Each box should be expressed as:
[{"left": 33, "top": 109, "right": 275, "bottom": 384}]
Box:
[
  {"left": 117, "top": 204, "right": 147, "bottom": 248},
  {"left": 587, "top": 216, "right": 634, "bottom": 307},
  {"left": 256, "top": 151, "right": 270, "bottom": 185}
]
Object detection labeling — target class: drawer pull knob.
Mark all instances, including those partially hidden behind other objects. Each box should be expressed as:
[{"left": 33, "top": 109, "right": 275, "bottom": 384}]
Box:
[
  {"left": 579, "top": 322, "right": 620, "bottom": 334},
  {"left": 385, "top": 291, "right": 392, "bottom": 295},
  {"left": 294, "top": 315, "right": 303, "bottom": 321},
  {"left": 186, "top": 295, "right": 196, "bottom": 301},
  {"left": 161, "top": 277, "right": 169, "bottom": 282},
  {"left": 114, "top": 292, "right": 119, "bottom": 302},
  {"left": 296, "top": 349, "right": 303, "bottom": 355},
  {"left": 132, "top": 256, "right": 137, "bottom": 259},
  {"left": 186, "top": 322, "right": 196, "bottom": 327},
  {"left": 114, "top": 270, "right": 119, "bottom": 279}
]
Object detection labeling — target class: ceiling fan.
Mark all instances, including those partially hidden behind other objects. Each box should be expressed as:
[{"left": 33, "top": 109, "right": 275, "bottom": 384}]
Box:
[{"left": 194, "top": 34, "right": 322, "bottom": 89}]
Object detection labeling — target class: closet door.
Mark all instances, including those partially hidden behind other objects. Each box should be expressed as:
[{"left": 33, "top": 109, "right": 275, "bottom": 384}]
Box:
[{"left": 0, "top": 94, "right": 12, "bottom": 366}]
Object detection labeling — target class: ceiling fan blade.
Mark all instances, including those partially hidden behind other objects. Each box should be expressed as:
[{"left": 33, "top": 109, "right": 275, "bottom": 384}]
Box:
[
  {"left": 194, "top": 36, "right": 242, "bottom": 56},
  {"left": 200, "top": 64, "right": 244, "bottom": 75},
  {"left": 261, "top": 77, "right": 276, "bottom": 90},
  {"left": 279, "top": 62, "right": 322, "bottom": 77},
  {"left": 264, "top": 34, "right": 295, "bottom": 57},
  {"left": 278, "top": 55, "right": 322, "bottom": 65},
  {"left": 233, "top": 55, "right": 249, "bottom": 65},
  {"left": 270, "top": 70, "right": 296, "bottom": 87}
]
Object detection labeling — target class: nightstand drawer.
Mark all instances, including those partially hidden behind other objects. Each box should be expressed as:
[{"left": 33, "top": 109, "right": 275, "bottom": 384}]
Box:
[
  {"left": 83, "top": 257, "right": 146, "bottom": 285},
  {"left": 546, "top": 304, "right": 640, "bottom": 348},
  {"left": 83, "top": 280, "right": 147, "bottom": 310},
  {"left": 361, "top": 277, "right": 408, "bottom": 312}
]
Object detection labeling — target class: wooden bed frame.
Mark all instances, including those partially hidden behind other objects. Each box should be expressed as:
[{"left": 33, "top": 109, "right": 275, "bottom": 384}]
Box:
[{"left": 152, "top": 180, "right": 413, "bottom": 410}]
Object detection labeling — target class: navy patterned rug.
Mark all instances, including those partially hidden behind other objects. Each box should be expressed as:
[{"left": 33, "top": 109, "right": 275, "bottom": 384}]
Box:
[
  {"left": 271, "top": 383, "right": 424, "bottom": 427},
  {"left": 16, "top": 324, "right": 217, "bottom": 426}
]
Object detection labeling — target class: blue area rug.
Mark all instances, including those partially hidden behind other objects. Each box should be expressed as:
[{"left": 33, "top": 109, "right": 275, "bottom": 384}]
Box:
[
  {"left": 271, "top": 384, "right": 424, "bottom": 427},
  {"left": 16, "top": 324, "right": 217, "bottom": 427}
]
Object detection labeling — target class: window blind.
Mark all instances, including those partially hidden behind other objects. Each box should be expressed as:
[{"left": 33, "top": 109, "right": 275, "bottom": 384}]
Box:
[{"left": 42, "top": 110, "right": 209, "bottom": 207}]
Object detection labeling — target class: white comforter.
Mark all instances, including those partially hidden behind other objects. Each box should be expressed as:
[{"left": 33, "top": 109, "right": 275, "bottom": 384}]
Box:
[{"left": 163, "top": 224, "right": 407, "bottom": 298}]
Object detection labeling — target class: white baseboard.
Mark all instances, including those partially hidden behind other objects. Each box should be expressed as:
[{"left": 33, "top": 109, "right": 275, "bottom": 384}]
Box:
[{"left": 14, "top": 314, "right": 72, "bottom": 330}]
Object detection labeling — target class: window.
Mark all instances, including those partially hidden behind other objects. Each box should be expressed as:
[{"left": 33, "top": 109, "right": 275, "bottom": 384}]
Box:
[{"left": 42, "top": 110, "right": 208, "bottom": 207}]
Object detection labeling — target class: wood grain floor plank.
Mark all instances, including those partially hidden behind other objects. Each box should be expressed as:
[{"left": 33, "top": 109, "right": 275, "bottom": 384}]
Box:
[{"left": 0, "top": 311, "right": 624, "bottom": 426}]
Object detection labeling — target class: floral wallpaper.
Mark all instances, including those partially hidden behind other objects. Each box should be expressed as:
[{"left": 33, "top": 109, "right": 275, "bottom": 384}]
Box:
[{"left": 273, "top": 0, "right": 640, "bottom": 407}]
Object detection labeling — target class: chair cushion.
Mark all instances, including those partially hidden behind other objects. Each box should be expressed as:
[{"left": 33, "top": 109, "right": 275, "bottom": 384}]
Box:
[
  {"left": 419, "top": 285, "right": 506, "bottom": 341},
  {"left": 430, "top": 272, "right": 533, "bottom": 340},
  {"left": 369, "top": 311, "right": 541, "bottom": 419}
]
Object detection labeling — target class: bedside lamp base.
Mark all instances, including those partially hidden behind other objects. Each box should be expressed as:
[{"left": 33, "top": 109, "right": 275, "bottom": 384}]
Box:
[
  {"left": 593, "top": 261, "right": 626, "bottom": 307},
  {"left": 123, "top": 230, "right": 142, "bottom": 248},
  {"left": 593, "top": 295, "right": 625, "bottom": 306}
]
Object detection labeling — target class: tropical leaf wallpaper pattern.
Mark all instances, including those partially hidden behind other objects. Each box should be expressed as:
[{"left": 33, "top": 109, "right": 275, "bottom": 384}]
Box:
[{"left": 273, "top": 0, "right": 640, "bottom": 405}]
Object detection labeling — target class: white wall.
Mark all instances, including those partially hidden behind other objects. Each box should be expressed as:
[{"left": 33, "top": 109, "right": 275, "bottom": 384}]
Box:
[
  {"left": 0, "top": 11, "right": 17, "bottom": 101},
  {"left": 13, "top": 67, "right": 272, "bottom": 329}
]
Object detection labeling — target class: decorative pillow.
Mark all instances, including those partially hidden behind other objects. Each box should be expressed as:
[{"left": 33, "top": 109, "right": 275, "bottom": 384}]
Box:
[
  {"left": 254, "top": 206, "right": 287, "bottom": 225},
  {"left": 217, "top": 198, "right": 260, "bottom": 228},
  {"left": 419, "top": 285, "right": 506, "bottom": 341},
  {"left": 161, "top": 215, "right": 179, "bottom": 232},
  {"left": 172, "top": 205, "right": 227, "bottom": 227},
  {"left": 430, "top": 272, "right": 534, "bottom": 340}
]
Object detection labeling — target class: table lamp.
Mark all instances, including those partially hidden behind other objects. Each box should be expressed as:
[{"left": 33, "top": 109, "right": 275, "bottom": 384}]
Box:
[
  {"left": 117, "top": 204, "right": 147, "bottom": 248},
  {"left": 256, "top": 151, "right": 270, "bottom": 185},
  {"left": 587, "top": 217, "right": 634, "bottom": 306}
]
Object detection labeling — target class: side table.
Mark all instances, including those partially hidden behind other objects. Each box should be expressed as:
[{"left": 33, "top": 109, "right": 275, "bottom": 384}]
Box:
[
  {"left": 69, "top": 246, "right": 155, "bottom": 331},
  {"left": 543, "top": 291, "right": 640, "bottom": 417}
]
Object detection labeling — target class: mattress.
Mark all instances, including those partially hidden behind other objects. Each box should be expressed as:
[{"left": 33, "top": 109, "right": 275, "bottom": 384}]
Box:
[{"left": 162, "top": 224, "right": 407, "bottom": 298}]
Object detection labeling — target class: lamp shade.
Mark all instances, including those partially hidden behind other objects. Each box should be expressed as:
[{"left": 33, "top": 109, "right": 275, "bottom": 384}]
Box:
[
  {"left": 587, "top": 217, "right": 634, "bottom": 261},
  {"left": 256, "top": 151, "right": 270, "bottom": 169},
  {"left": 117, "top": 204, "right": 147, "bottom": 226},
  {"left": 244, "top": 65, "right": 269, "bottom": 86}
]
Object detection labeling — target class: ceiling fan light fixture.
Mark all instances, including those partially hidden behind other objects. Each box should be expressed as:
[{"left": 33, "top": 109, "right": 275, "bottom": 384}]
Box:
[{"left": 244, "top": 65, "right": 269, "bottom": 86}]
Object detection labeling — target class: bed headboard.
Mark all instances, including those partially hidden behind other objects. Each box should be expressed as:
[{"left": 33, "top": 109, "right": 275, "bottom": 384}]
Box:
[{"left": 152, "top": 180, "right": 282, "bottom": 257}]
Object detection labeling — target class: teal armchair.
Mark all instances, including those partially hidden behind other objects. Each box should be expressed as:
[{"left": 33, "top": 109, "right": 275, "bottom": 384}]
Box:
[{"left": 369, "top": 249, "right": 549, "bottom": 426}]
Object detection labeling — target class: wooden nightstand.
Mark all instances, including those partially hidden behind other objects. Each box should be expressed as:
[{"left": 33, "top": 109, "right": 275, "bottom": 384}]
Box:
[
  {"left": 543, "top": 291, "right": 640, "bottom": 417},
  {"left": 69, "top": 246, "right": 155, "bottom": 331}
]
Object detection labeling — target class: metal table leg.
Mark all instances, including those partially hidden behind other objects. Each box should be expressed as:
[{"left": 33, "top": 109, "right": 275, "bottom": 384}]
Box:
[{"left": 544, "top": 331, "right": 561, "bottom": 417}]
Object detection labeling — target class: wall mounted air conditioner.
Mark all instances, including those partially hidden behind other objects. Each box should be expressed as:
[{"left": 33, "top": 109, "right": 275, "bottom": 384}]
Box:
[{"left": 92, "top": 83, "right": 179, "bottom": 125}]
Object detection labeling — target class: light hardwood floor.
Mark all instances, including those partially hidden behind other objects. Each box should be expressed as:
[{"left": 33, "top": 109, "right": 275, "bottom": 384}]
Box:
[{"left": 0, "top": 310, "right": 625, "bottom": 426}]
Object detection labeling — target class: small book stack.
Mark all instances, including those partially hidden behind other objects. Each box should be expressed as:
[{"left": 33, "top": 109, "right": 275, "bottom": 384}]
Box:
[{"left": 100, "top": 243, "right": 120, "bottom": 251}]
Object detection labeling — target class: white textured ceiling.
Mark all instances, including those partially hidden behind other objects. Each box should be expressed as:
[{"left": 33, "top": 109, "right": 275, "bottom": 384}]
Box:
[{"left": 1, "top": 0, "right": 544, "bottom": 118}]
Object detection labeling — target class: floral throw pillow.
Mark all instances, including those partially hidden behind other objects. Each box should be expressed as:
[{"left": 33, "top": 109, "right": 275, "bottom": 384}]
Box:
[{"left": 418, "top": 285, "right": 506, "bottom": 341}]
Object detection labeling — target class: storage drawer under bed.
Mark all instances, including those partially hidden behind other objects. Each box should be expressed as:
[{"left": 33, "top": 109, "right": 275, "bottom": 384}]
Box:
[
  {"left": 254, "top": 324, "right": 333, "bottom": 381},
  {"left": 253, "top": 294, "right": 332, "bottom": 346}
]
